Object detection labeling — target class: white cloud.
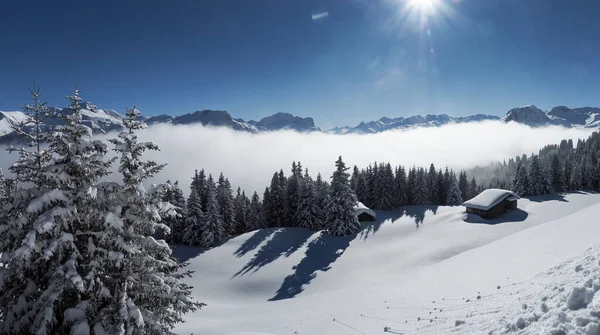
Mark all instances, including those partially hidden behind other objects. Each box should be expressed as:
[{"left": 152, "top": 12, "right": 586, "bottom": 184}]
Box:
[{"left": 0, "top": 122, "right": 595, "bottom": 197}]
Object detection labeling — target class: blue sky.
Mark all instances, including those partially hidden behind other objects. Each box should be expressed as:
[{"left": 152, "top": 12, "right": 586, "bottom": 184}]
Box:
[{"left": 1, "top": 0, "right": 600, "bottom": 128}]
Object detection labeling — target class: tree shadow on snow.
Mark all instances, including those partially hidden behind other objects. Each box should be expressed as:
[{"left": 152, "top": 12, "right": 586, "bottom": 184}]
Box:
[
  {"left": 463, "top": 208, "right": 529, "bottom": 225},
  {"left": 269, "top": 232, "right": 355, "bottom": 301},
  {"left": 360, "top": 205, "right": 439, "bottom": 240},
  {"left": 360, "top": 209, "right": 404, "bottom": 240},
  {"left": 404, "top": 205, "right": 439, "bottom": 228},
  {"left": 233, "top": 229, "right": 275, "bottom": 258},
  {"left": 232, "top": 228, "right": 317, "bottom": 278},
  {"left": 171, "top": 244, "right": 209, "bottom": 263},
  {"left": 526, "top": 193, "right": 569, "bottom": 203}
]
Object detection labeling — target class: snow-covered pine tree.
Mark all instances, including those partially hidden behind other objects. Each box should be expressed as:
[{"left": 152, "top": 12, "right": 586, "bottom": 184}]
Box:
[
  {"left": 247, "top": 191, "right": 266, "bottom": 230},
  {"left": 436, "top": 169, "right": 446, "bottom": 205},
  {"left": 350, "top": 165, "right": 360, "bottom": 192},
  {"left": 373, "top": 163, "right": 397, "bottom": 210},
  {"left": 196, "top": 175, "right": 226, "bottom": 247},
  {"left": 315, "top": 173, "right": 330, "bottom": 218},
  {"left": 446, "top": 171, "right": 463, "bottom": 205},
  {"left": 217, "top": 173, "right": 236, "bottom": 235},
  {"left": 458, "top": 171, "right": 469, "bottom": 200},
  {"left": 0, "top": 87, "right": 116, "bottom": 334},
  {"left": 569, "top": 162, "right": 583, "bottom": 190},
  {"left": 594, "top": 159, "right": 600, "bottom": 191},
  {"left": 285, "top": 161, "right": 302, "bottom": 227},
  {"left": 366, "top": 162, "right": 382, "bottom": 208},
  {"left": 550, "top": 154, "right": 564, "bottom": 193},
  {"left": 405, "top": 167, "right": 416, "bottom": 205},
  {"left": 355, "top": 174, "right": 368, "bottom": 204},
  {"left": 294, "top": 171, "right": 324, "bottom": 231},
  {"left": 469, "top": 177, "right": 478, "bottom": 198},
  {"left": 0, "top": 169, "right": 6, "bottom": 206},
  {"left": 427, "top": 164, "right": 438, "bottom": 204},
  {"left": 395, "top": 166, "right": 407, "bottom": 206},
  {"left": 106, "top": 105, "right": 204, "bottom": 333},
  {"left": 264, "top": 171, "right": 286, "bottom": 227},
  {"left": 582, "top": 155, "right": 595, "bottom": 190},
  {"left": 233, "top": 187, "right": 249, "bottom": 234},
  {"left": 563, "top": 159, "right": 573, "bottom": 191},
  {"left": 528, "top": 155, "right": 547, "bottom": 195},
  {"left": 183, "top": 186, "right": 204, "bottom": 245},
  {"left": 191, "top": 169, "right": 208, "bottom": 212},
  {"left": 326, "top": 156, "right": 361, "bottom": 236},
  {"left": 413, "top": 167, "right": 429, "bottom": 205},
  {"left": 512, "top": 161, "right": 529, "bottom": 196}
]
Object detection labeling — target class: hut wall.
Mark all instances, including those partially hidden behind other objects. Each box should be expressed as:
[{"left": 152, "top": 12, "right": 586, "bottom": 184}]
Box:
[{"left": 357, "top": 212, "right": 376, "bottom": 222}]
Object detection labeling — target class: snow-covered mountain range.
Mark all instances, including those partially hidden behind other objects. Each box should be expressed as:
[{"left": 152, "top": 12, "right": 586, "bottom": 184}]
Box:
[{"left": 1, "top": 102, "right": 599, "bottom": 144}]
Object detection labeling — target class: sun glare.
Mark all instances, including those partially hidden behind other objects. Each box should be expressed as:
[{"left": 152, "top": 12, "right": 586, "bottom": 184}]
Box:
[{"left": 408, "top": 0, "right": 440, "bottom": 15}]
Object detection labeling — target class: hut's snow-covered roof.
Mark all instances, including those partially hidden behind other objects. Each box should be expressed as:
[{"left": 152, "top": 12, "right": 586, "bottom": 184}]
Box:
[
  {"left": 354, "top": 202, "right": 376, "bottom": 218},
  {"left": 462, "top": 189, "right": 520, "bottom": 211}
]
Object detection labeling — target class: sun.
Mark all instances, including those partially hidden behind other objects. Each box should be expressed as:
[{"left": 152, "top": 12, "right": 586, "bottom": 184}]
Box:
[{"left": 407, "top": 0, "right": 441, "bottom": 16}]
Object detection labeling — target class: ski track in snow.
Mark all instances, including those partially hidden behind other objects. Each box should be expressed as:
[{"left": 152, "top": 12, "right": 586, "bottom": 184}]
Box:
[{"left": 175, "top": 193, "right": 600, "bottom": 335}]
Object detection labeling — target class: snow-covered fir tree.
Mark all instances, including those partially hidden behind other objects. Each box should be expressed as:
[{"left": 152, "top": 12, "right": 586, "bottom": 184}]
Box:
[
  {"left": 395, "top": 166, "right": 407, "bottom": 206},
  {"left": 285, "top": 161, "right": 302, "bottom": 227},
  {"left": 105, "top": 105, "right": 203, "bottom": 333},
  {"left": 405, "top": 167, "right": 416, "bottom": 205},
  {"left": 512, "top": 161, "right": 529, "bottom": 196},
  {"left": 373, "top": 163, "right": 396, "bottom": 210},
  {"left": 216, "top": 173, "right": 236, "bottom": 235},
  {"left": 191, "top": 169, "right": 208, "bottom": 211},
  {"left": 436, "top": 169, "right": 446, "bottom": 205},
  {"left": 350, "top": 165, "right": 360, "bottom": 192},
  {"left": 161, "top": 180, "right": 187, "bottom": 243},
  {"left": 314, "top": 173, "right": 330, "bottom": 216},
  {"left": 446, "top": 172, "right": 463, "bottom": 205},
  {"left": 247, "top": 191, "right": 266, "bottom": 230},
  {"left": 469, "top": 177, "right": 479, "bottom": 199},
  {"left": 183, "top": 186, "right": 203, "bottom": 245},
  {"left": 458, "top": 171, "right": 469, "bottom": 200},
  {"left": 413, "top": 167, "right": 429, "bottom": 205},
  {"left": 549, "top": 154, "right": 564, "bottom": 193},
  {"left": 0, "top": 88, "right": 114, "bottom": 334},
  {"left": 197, "top": 175, "right": 227, "bottom": 247},
  {"left": 594, "top": 159, "right": 600, "bottom": 191},
  {"left": 528, "top": 155, "right": 547, "bottom": 195},
  {"left": 569, "top": 162, "right": 583, "bottom": 190},
  {"left": 326, "top": 156, "right": 361, "bottom": 237},
  {"left": 233, "top": 187, "right": 249, "bottom": 234},
  {"left": 264, "top": 171, "right": 286, "bottom": 227},
  {"left": 355, "top": 174, "right": 368, "bottom": 204},
  {"left": 294, "top": 171, "right": 324, "bottom": 231},
  {"left": 427, "top": 164, "right": 438, "bottom": 204},
  {"left": 0, "top": 169, "right": 6, "bottom": 206}
]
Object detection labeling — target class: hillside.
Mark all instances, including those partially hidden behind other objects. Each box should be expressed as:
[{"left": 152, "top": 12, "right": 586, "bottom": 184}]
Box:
[{"left": 174, "top": 192, "right": 600, "bottom": 334}]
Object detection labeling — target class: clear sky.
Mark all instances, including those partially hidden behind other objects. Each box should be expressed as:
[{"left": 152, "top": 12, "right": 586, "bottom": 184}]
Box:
[{"left": 1, "top": 0, "right": 599, "bottom": 128}]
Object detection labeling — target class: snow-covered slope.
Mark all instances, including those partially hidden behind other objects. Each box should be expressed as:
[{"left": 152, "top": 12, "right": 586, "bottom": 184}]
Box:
[
  {"left": 501, "top": 105, "right": 554, "bottom": 127},
  {"left": 174, "top": 192, "right": 600, "bottom": 334},
  {"left": 0, "top": 111, "right": 28, "bottom": 136}
]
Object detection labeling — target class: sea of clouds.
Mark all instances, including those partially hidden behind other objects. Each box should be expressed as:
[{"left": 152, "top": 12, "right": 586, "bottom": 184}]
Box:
[{"left": 0, "top": 121, "right": 596, "bottom": 196}]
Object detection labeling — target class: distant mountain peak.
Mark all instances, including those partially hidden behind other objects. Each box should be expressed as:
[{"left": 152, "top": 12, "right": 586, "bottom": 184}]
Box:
[{"left": 2, "top": 100, "right": 600, "bottom": 144}]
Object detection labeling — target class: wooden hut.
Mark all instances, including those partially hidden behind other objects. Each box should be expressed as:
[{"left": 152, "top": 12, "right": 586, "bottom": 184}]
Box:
[
  {"left": 354, "top": 202, "right": 376, "bottom": 221},
  {"left": 462, "top": 189, "right": 520, "bottom": 219}
]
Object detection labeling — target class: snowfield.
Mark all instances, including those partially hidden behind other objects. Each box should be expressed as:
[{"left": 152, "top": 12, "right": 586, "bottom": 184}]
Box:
[{"left": 174, "top": 192, "right": 600, "bottom": 335}]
